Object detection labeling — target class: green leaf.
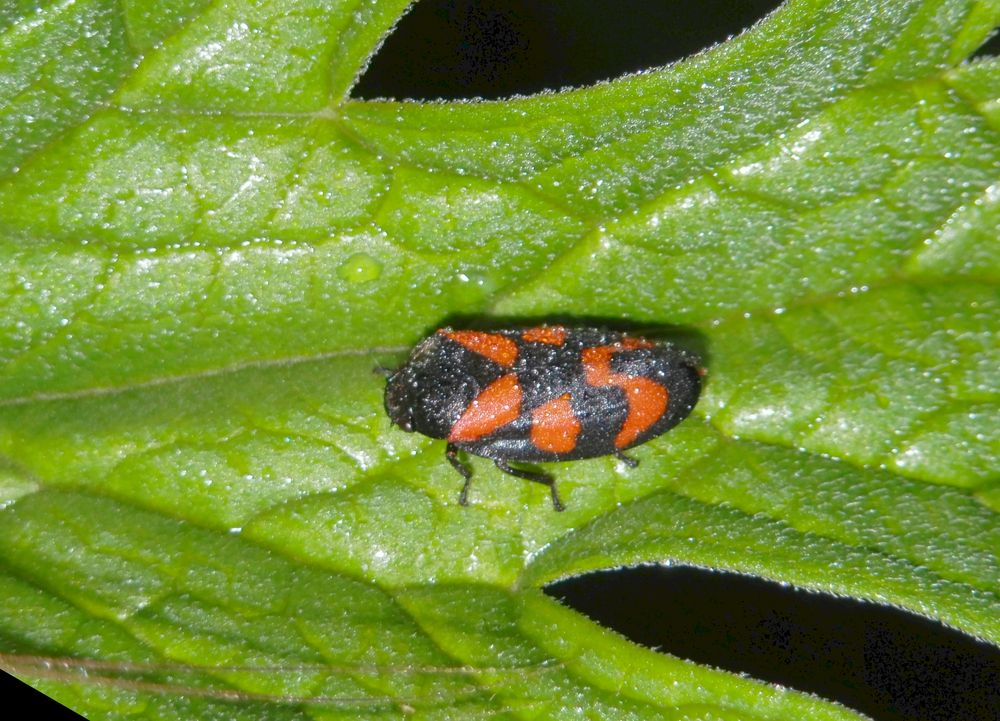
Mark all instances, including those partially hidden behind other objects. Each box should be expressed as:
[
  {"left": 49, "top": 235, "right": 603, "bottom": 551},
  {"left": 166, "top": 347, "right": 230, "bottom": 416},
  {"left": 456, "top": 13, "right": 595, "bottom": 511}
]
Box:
[{"left": 0, "top": 0, "right": 998, "bottom": 719}]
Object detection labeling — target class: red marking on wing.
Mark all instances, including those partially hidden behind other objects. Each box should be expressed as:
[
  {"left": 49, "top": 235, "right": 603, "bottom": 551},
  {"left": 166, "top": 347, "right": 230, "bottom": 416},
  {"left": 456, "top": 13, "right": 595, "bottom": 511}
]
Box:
[
  {"left": 440, "top": 330, "right": 519, "bottom": 367},
  {"left": 530, "top": 393, "right": 581, "bottom": 453},
  {"left": 615, "top": 378, "right": 668, "bottom": 447},
  {"left": 521, "top": 326, "right": 568, "bottom": 345},
  {"left": 620, "top": 336, "right": 655, "bottom": 350},
  {"left": 581, "top": 344, "right": 668, "bottom": 448},
  {"left": 448, "top": 374, "right": 522, "bottom": 442}
]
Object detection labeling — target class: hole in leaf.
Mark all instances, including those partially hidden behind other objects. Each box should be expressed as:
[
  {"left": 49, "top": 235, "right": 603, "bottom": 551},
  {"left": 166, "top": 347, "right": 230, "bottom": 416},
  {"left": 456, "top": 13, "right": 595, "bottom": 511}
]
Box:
[
  {"left": 545, "top": 566, "right": 1000, "bottom": 721},
  {"left": 970, "top": 28, "right": 1000, "bottom": 59},
  {"left": 354, "top": 0, "right": 784, "bottom": 100}
]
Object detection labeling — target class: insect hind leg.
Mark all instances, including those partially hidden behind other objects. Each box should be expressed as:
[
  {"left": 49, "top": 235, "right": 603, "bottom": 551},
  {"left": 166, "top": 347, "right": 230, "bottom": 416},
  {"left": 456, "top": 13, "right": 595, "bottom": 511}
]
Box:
[
  {"left": 614, "top": 449, "right": 639, "bottom": 468},
  {"left": 493, "top": 459, "right": 565, "bottom": 512},
  {"left": 446, "top": 444, "right": 474, "bottom": 506}
]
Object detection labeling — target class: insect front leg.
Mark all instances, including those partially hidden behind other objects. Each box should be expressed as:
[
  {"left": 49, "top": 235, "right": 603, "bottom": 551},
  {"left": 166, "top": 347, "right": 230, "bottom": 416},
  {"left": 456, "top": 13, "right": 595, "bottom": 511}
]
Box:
[{"left": 446, "top": 443, "right": 474, "bottom": 505}]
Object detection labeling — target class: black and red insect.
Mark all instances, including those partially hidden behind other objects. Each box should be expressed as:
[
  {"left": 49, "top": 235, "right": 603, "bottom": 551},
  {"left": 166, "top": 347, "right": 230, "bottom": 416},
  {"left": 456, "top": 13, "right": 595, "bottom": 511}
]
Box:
[{"left": 384, "top": 326, "right": 702, "bottom": 510}]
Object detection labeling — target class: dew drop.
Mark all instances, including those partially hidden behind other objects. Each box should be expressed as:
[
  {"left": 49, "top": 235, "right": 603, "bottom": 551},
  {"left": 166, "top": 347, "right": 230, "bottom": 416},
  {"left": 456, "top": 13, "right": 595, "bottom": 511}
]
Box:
[{"left": 337, "top": 252, "right": 382, "bottom": 283}]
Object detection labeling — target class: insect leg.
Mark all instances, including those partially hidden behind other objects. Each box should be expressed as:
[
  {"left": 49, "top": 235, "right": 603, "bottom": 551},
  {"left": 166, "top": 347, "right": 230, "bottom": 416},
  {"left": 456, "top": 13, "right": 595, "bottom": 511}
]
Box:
[
  {"left": 493, "top": 460, "right": 565, "bottom": 512},
  {"left": 613, "top": 449, "right": 639, "bottom": 468},
  {"left": 372, "top": 363, "right": 394, "bottom": 378},
  {"left": 446, "top": 443, "right": 474, "bottom": 505}
]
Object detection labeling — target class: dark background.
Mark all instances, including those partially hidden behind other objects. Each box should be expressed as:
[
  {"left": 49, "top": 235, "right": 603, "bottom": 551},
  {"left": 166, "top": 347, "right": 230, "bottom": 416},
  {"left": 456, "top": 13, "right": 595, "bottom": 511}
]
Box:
[
  {"left": 549, "top": 566, "right": 1000, "bottom": 721},
  {"left": 356, "top": 0, "right": 1000, "bottom": 100},
  {"left": 357, "top": 3, "right": 1000, "bottom": 721}
]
